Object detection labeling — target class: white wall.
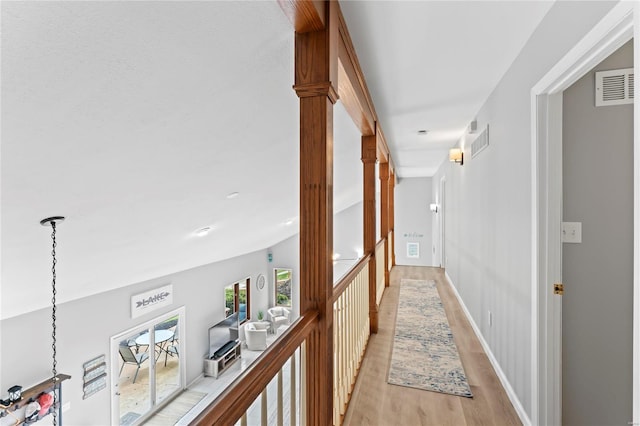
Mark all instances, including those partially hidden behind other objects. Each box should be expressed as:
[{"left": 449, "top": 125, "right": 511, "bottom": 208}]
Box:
[
  {"left": 334, "top": 201, "right": 363, "bottom": 262},
  {"left": 334, "top": 201, "right": 364, "bottom": 281},
  {"left": 0, "top": 195, "right": 365, "bottom": 424},
  {"left": 268, "top": 200, "right": 366, "bottom": 319},
  {"left": 0, "top": 249, "right": 269, "bottom": 424},
  {"left": 394, "top": 177, "right": 433, "bottom": 266},
  {"left": 430, "top": 1, "right": 618, "bottom": 419}
]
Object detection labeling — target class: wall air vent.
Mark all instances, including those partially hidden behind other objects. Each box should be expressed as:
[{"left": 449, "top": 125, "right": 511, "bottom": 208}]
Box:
[
  {"left": 471, "top": 124, "right": 489, "bottom": 159},
  {"left": 595, "top": 68, "right": 634, "bottom": 106}
]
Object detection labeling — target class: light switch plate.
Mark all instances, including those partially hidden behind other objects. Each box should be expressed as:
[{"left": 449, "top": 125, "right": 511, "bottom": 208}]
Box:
[{"left": 562, "top": 222, "right": 582, "bottom": 243}]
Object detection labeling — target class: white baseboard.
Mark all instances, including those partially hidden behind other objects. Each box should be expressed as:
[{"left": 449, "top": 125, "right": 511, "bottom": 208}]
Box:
[
  {"left": 444, "top": 271, "right": 532, "bottom": 426},
  {"left": 187, "top": 373, "right": 205, "bottom": 389}
]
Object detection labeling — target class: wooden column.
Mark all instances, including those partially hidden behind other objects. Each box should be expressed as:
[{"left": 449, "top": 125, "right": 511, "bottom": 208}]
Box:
[
  {"left": 362, "top": 134, "right": 378, "bottom": 334},
  {"left": 379, "top": 161, "right": 390, "bottom": 287},
  {"left": 389, "top": 169, "right": 396, "bottom": 266},
  {"left": 293, "top": 2, "right": 337, "bottom": 425}
]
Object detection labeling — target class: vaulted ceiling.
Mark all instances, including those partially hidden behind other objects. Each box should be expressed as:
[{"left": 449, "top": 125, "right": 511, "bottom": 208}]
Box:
[{"left": 1, "top": 1, "right": 553, "bottom": 319}]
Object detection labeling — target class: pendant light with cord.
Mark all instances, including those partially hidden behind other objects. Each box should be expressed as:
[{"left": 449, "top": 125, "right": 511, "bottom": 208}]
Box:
[{"left": 40, "top": 216, "right": 65, "bottom": 426}]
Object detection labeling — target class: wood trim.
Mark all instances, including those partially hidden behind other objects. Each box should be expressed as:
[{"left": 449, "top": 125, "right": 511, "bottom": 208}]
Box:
[
  {"left": 332, "top": 254, "right": 371, "bottom": 303},
  {"left": 294, "top": 4, "right": 337, "bottom": 423},
  {"left": 361, "top": 133, "right": 377, "bottom": 164},
  {"left": 334, "top": 4, "right": 381, "bottom": 140},
  {"left": 277, "top": 0, "right": 325, "bottom": 33},
  {"left": 379, "top": 162, "right": 389, "bottom": 237},
  {"left": 362, "top": 134, "right": 378, "bottom": 334},
  {"left": 337, "top": 52, "right": 374, "bottom": 135},
  {"left": 376, "top": 127, "right": 389, "bottom": 163},
  {"left": 379, "top": 162, "right": 390, "bottom": 287},
  {"left": 389, "top": 170, "right": 396, "bottom": 266},
  {"left": 294, "top": 10, "right": 338, "bottom": 94},
  {"left": 335, "top": 5, "right": 394, "bottom": 167},
  {"left": 336, "top": 7, "right": 376, "bottom": 122},
  {"left": 284, "top": 1, "right": 396, "bottom": 173},
  {"left": 375, "top": 238, "right": 385, "bottom": 251},
  {"left": 189, "top": 312, "right": 319, "bottom": 426},
  {"left": 293, "top": 82, "right": 338, "bottom": 103}
]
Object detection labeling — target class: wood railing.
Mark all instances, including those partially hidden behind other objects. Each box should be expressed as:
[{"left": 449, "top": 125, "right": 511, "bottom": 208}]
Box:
[
  {"left": 238, "top": 347, "right": 303, "bottom": 426},
  {"left": 190, "top": 311, "right": 318, "bottom": 426},
  {"left": 192, "top": 249, "right": 386, "bottom": 425},
  {"left": 332, "top": 255, "right": 371, "bottom": 426},
  {"left": 375, "top": 239, "right": 386, "bottom": 305}
]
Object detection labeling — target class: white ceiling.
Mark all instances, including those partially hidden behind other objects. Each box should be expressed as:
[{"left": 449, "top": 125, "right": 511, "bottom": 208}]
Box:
[
  {"left": 1, "top": 1, "right": 552, "bottom": 319},
  {"left": 340, "top": 1, "right": 554, "bottom": 177}
]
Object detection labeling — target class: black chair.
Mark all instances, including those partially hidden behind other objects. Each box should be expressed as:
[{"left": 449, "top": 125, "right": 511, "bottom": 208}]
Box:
[
  {"left": 119, "top": 344, "right": 149, "bottom": 383},
  {"left": 164, "top": 327, "right": 179, "bottom": 366}
]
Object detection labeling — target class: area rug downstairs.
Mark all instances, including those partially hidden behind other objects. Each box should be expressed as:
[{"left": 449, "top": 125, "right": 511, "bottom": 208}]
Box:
[{"left": 387, "top": 279, "right": 473, "bottom": 398}]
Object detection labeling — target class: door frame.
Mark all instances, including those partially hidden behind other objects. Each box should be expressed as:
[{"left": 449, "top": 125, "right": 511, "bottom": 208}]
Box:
[
  {"left": 531, "top": 3, "right": 638, "bottom": 424},
  {"left": 273, "top": 267, "right": 293, "bottom": 308},
  {"left": 110, "top": 306, "right": 186, "bottom": 425}
]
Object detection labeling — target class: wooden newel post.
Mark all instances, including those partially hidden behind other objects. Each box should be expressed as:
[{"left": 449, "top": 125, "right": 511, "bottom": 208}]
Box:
[
  {"left": 389, "top": 169, "right": 396, "bottom": 266},
  {"left": 293, "top": 1, "right": 338, "bottom": 425},
  {"left": 380, "top": 161, "right": 390, "bottom": 287},
  {"left": 362, "top": 134, "right": 378, "bottom": 334}
]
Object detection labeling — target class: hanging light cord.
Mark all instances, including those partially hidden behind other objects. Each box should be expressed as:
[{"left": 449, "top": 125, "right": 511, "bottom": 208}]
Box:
[{"left": 50, "top": 220, "right": 58, "bottom": 426}]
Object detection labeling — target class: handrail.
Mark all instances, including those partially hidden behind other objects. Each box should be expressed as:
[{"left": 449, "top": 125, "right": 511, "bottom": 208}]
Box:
[
  {"left": 332, "top": 254, "right": 371, "bottom": 302},
  {"left": 189, "top": 310, "right": 319, "bottom": 426}
]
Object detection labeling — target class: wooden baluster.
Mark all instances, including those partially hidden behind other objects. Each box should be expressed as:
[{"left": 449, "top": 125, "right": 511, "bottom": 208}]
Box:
[
  {"left": 301, "top": 342, "right": 307, "bottom": 426},
  {"left": 277, "top": 369, "right": 284, "bottom": 426},
  {"left": 290, "top": 351, "right": 297, "bottom": 426},
  {"left": 261, "top": 388, "right": 268, "bottom": 426},
  {"left": 333, "top": 296, "right": 342, "bottom": 426}
]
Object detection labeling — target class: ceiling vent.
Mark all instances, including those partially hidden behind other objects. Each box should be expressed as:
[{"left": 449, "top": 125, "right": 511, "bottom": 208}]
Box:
[
  {"left": 595, "top": 68, "right": 634, "bottom": 106},
  {"left": 470, "top": 125, "right": 489, "bottom": 159}
]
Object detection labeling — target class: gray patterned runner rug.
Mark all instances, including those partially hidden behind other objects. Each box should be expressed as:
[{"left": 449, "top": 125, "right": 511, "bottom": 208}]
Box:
[{"left": 387, "top": 279, "right": 473, "bottom": 397}]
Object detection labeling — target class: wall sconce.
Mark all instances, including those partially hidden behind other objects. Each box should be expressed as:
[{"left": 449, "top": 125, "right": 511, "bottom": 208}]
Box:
[
  {"left": 429, "top": 203, "right": 438, "bottom": 213},
  {"left": 449, "top": 148, "right": 464, "bottom": 165}
]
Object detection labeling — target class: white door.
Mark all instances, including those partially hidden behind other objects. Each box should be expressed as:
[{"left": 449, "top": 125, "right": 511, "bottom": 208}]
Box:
[{"left": 111, "top": 307, "right": 186, "bottom": 425}]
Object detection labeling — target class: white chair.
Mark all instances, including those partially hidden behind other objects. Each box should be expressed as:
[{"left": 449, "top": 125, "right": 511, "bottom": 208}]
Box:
[
  {"left": 267, "top": 307, "right": 290, "bottom": 333},
  {"left": 238, "top": 323, "right": 247, "bottom": 347},
  {"left": 244, "top": 322, "right": 267, "bottom": 351}
]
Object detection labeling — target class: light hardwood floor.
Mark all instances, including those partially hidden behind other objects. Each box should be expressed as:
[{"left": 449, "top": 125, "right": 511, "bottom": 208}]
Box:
[{"left": 342, "top": 266, "right": 522, "bottom": 426}]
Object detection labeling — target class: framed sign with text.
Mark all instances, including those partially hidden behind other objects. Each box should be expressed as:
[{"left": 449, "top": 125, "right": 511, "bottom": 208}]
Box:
[{"left": 131, "top": 284, "right": 173, "bottom": 318}]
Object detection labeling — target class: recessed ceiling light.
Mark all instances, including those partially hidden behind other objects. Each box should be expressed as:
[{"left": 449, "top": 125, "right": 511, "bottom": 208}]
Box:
[
  {"left": 332, "top": 253, "right": 341, "bottom": 260},
  {"left": 417, "top": 130, "right": 429, "bottom": 135},
  {"left": 226, "top": 192, "right": 240, "bottom": 199},
  {"left": 194, "top": 226, "right": 214, "bottom": 237},
  {"left": 284, "top": 218, "right": 295, "bottom": 226}
]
